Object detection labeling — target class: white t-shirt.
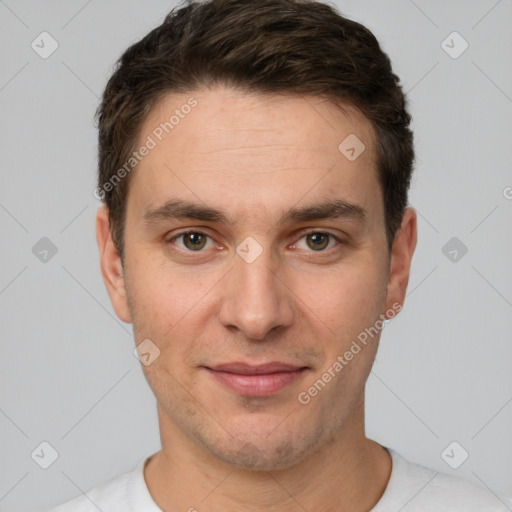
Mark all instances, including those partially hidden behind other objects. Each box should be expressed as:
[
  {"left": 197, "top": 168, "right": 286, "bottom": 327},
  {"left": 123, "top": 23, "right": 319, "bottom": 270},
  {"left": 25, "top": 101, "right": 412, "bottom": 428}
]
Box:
[{"left": 48, "top": 448, "right": 511, "bottom": 511}]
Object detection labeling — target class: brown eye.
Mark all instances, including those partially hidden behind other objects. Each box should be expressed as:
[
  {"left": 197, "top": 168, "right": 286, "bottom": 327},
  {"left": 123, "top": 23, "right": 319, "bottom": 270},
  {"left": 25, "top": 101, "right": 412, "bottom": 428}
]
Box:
[
  {"left": 171, "top": 231, "right": 212, "bottom": 251},
  {"left": 305, "top": 232, "right": 330, "bottom": 251},
  {"left": 293, "top": 232, "right": 341, "bottom": 253},
  {"left": 183, "top": 232, "right": 207, "bottom": 250}
]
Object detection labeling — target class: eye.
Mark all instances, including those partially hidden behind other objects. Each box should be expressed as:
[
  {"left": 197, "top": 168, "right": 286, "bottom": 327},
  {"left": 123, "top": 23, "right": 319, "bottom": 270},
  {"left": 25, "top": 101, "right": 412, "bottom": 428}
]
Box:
[
  {"left": 167, "top": 230, "right": 341, "bottom": 255},
  {"left": 169, "top": 231, "right": 215, "bottom": 251},
  {"left": 294, "top": 231, "right": 341, "bottom": 252}
]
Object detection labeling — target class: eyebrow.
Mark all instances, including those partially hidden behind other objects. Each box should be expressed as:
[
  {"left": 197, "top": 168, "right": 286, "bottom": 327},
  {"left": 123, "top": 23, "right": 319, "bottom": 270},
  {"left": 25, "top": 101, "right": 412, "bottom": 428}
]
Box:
[{"left": 142, "top": 198, "right": 367, "bottom": 227}]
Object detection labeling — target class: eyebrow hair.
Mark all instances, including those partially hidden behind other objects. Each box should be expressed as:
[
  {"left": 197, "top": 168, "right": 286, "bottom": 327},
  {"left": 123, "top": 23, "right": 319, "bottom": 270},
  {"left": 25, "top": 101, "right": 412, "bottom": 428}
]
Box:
[{"left": 142, "top": 198, "right": 367, "bottom": 227}]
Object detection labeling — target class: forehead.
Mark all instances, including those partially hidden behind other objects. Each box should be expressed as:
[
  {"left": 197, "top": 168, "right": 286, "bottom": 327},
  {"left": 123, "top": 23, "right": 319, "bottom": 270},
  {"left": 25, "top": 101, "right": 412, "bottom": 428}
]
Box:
[
  {"left": 137, "top": 86, "right": 375, "bottom": 158},
  {"left": 128, "top": 86, "right": 380, "bottom": 223}
]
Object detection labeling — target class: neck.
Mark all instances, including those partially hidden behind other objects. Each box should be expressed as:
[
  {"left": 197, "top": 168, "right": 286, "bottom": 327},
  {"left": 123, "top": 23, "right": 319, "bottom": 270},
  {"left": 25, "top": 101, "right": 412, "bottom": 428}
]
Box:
[{"left": 144, "top": 399, "right": 392, "bottom": 512}]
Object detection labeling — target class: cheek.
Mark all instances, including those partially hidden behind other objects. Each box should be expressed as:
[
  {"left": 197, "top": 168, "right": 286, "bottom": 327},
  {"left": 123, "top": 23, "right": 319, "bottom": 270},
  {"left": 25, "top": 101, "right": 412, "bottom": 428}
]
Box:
[
  {"left": 125, "top": 254, "right": 203, "bottom": 332},
  {"left": 295, "top": 261, "right": 388, "bottom": 337},
  {"left": 125, "top": 258, "right": 215, "bottom": 375}
]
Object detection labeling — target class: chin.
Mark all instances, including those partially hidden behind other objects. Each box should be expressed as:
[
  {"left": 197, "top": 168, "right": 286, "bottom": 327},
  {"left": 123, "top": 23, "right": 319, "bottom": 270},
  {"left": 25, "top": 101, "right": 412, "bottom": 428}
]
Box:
[
  {"left": 197, "top": 424, "right": 324, "bottom": 472},
  {"left": 211, "top": 442, "right": 301, "bottom": 471}
]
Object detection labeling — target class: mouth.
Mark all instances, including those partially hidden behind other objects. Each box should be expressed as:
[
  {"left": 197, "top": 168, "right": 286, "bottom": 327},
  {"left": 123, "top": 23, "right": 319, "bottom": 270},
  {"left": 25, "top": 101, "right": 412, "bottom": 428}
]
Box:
[{"left": 203, "top": 362, "right": 309, "bottom": 397}]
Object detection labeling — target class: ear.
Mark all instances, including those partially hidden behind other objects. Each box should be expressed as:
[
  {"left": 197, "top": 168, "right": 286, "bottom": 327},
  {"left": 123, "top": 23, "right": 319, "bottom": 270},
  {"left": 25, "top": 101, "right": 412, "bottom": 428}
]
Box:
[
  {"left": 384, "top": 207, "right": 417, "bottom": 316},
  {"left": 96, "top": 205, "right": 132, "bottom": 323}
]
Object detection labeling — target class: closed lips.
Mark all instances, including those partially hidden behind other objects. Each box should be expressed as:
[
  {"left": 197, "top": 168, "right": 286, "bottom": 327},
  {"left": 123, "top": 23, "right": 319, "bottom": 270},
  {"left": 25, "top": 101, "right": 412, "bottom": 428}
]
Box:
[{"left": 206, "top": 363, "right": 307, "bottom": 374}]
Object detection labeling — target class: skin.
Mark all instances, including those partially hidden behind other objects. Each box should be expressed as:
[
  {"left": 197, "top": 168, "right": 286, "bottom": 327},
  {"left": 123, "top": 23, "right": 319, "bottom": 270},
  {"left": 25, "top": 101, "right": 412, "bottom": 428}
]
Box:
[{"left": 96, "top": 85, "right": 417, "bottom": 511}]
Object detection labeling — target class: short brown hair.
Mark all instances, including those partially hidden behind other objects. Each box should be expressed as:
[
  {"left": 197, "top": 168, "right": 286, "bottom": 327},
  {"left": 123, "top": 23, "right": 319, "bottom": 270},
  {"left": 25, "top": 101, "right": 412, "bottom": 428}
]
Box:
[{"left": 96, "top": 0, "right": 414, "bottom": 262}]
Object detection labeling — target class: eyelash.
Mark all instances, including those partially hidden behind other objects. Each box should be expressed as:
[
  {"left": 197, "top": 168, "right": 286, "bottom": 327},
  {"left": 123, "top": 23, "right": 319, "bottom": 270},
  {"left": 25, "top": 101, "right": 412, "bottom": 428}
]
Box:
[{"left": 166, "top": 229, "right": 343, "bottom": 255}]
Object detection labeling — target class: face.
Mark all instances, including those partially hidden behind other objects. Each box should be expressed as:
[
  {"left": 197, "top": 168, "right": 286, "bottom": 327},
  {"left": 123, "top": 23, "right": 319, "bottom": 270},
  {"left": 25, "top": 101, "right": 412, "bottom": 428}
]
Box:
[{"left": 97, "top": 85, "right": 416, "bottom": 470}]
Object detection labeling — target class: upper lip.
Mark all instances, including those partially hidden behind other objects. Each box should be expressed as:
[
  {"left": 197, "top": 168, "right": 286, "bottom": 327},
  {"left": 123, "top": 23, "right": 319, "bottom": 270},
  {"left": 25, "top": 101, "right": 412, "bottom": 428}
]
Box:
[{"left": 206, "top": 362, "right": 306, "bottom": 375}]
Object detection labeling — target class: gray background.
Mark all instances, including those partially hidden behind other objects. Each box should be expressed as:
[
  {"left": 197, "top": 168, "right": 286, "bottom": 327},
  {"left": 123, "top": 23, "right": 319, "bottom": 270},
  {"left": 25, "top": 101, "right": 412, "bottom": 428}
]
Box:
[{"left": 1, "top": 0, "right": 511, "bottom": 510}]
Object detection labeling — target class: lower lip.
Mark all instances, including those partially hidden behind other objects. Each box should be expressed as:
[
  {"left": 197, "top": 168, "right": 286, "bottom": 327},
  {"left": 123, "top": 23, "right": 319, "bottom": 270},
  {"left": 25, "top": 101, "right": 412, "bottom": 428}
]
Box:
[{"left": 205, "top": 368, "right": 307, "bottom": 397}]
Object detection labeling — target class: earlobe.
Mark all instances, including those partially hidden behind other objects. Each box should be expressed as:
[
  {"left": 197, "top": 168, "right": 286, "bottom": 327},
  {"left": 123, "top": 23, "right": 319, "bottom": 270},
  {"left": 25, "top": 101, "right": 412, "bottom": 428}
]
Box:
[
  {"left": 384, "top": 207, "right": 417, "bottom": 316},
  {"left": 96, "top": 205, "right": 132, "bottom": 323}
]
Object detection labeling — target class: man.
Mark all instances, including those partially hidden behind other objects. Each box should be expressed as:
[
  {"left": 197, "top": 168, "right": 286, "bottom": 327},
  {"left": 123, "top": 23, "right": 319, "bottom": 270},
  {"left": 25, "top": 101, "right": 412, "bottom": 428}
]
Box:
[{"left": 50, "top": 0, "right": 509, "bottom": 510}]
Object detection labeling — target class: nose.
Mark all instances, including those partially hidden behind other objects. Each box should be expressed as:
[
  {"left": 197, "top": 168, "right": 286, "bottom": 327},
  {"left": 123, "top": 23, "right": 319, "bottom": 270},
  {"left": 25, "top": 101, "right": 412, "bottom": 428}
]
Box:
[{"left": 218, "top": 243, "right": 295, "bottom": 341}]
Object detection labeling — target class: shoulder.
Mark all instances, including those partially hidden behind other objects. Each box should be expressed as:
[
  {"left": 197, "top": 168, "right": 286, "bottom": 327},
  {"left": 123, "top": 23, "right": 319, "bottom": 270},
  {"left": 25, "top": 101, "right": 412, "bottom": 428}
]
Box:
[
  {"left": 46, "top": 458, "right": 144, "bottom": 512},
  {"left": 372, "top": 448, "right": 512, "bottom": 512}
]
